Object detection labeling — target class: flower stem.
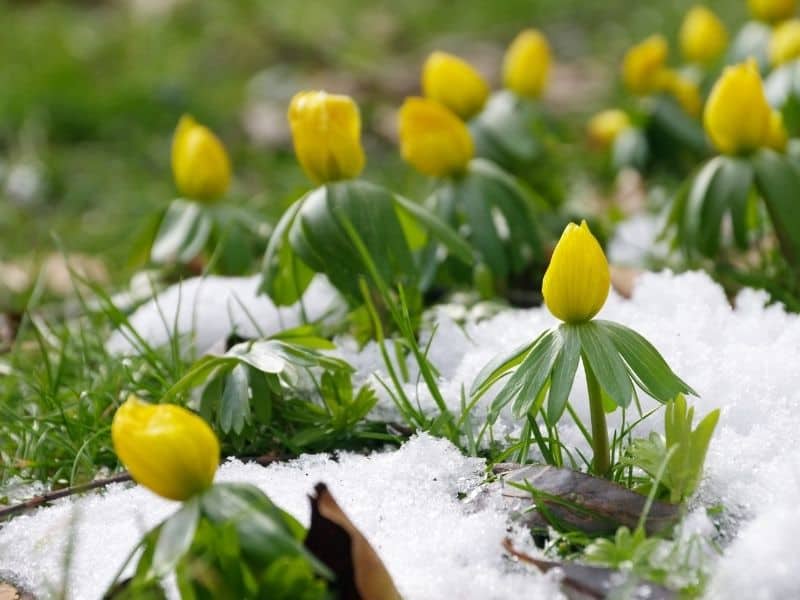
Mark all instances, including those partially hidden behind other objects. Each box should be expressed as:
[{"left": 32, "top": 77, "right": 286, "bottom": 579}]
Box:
[{"left": 584, "top": 358, "right": 610, "bottom": 477}]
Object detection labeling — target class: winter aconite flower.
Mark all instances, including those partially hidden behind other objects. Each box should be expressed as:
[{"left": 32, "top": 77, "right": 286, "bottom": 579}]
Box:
[
  {"left": 587, "top": 109, "right": 632, "bottom": 148},
  {"left": 661, "top": 71, "right": 703, "bottom": 117},
  {"left": 503, "top": 29, "right": 552, "bottom": 99},
  {"left": 172, "top": 115, "right": 231, "bottom": 203},
  {"left": 703, "top": 60, "right": 772, "bottom": 155},
  {"left": 770, "top": 19, "right": 800, "bottom": 65},
  {"left": 622, "top": 35, "right": 669, "bottom": 94},
  {"left": 542, "top": 221, "right": 610, "bottom": 324},
  {"left": 749, "top": 0, "right": 796, "bottom": 23},
  {"left": 112, "top": 396, "right": 220, "bottom": 501},
  {"left": 398, "top": 97, "right": 474, "bottom": 177},
  {"left": 679, "top": 6, "right": 728, "bottom": 64},
  {"left": 288, "top": 91, "right": 366, "bottom": 184},
  {"left": 768, "top": 110, "right": 789, "bottom": 151},
  {"left": 422, "top": 51, "right": 489, "bottom": 119}
]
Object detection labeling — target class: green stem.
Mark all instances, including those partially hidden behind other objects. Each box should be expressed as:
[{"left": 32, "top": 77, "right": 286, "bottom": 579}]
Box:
[{"left": 584, "top": 358, "right": 610, "bottom": 478}]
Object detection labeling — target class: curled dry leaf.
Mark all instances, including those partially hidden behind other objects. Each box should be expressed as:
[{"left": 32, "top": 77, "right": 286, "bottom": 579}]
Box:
[
  {"left": 0, "top": 576, "right": 35, "bottom": 600},
  {"left": 502, "top": 538, "right": 676, "bottom": 600},
  {"left": 305, "top": 483, "right": 401, "bottom": 600}
]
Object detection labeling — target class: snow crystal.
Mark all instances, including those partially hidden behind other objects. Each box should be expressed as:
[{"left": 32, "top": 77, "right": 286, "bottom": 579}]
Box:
[
  {"left": 0, "top": 435, "right": 563, "bottom": 600},
  {"left": 106, "top": 274, "right": 343, "bottom": 356}
]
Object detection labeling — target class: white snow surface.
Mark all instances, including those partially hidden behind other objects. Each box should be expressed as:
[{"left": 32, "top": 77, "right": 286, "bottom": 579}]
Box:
[
  {"left": 105, "top": 274, "right": 342, "bottom": 356},
  {"left": 4, "top": 269, "right": 800, "bottom": 598},
  {"left": 0, "top": 435, "right": 564, "bottom": 600}
]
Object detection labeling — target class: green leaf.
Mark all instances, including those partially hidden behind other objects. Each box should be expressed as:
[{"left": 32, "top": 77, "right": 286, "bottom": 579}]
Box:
[
  {"left": 700, "top": 156, "right": 753, "bottom": 255},
  {"left": 753, "top": 148, "right": 800, "bottom": 268},
  {"left": 488, "top": 328, "right": 561, "bottom": 422},
  {"left": 577, "top": 322, "right": 633, "bottom": 409},
  {"left": 546, "top": 325, "right": 581, "bottom": 424},
  {"left": 683, "top": 157, "right": 723, "bottom": 254},
  {"left": 598, "top": 321, "right": 696, "bottom": 403},
  {"left": 392, "top": 193, "right": 474, "bottom": 264},
  {"left": 469, "top": 338, "right": 539, "bottom": 400},
  {"left": 612, "top": 128, "right": 649, "bottom": 171},
  {"left": 665, "top": 395, "right": 720, "bottom": 502},
  {"left": 151, "top": 199, "right": 213, "bottom": 264},
  {"left": 149, "top": 498, "right": 200, "bottom": 578},
  {"left": 470, "top": 90, "right": 541, "bottom": 163},
  {"left": 220, "top": 363, "right": 250, "bottom": 435},
  {"left": 260, "top": 195, "right": 315, "bottom": 306}
]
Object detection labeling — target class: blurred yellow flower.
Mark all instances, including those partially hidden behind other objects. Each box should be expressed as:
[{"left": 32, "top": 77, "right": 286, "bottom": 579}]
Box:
[
  {"left": 542, "top": 221, "right": 610, "bottom": 324},
  {"left": 587, "top": 109, "right": 632, "bottom": 148},
  {"left": 749, "top": 0, "right": 796, "bottom": 23},
  {"left": 704, "top": 60, "right": 772, "bottom": 154},
  {"left": 679, "top": 6, "right": 728, "bottom": 64},
  {"left": 770, "top": 19, "right": 800, "bottom": 65},
  {"left": 767, "top": 110, "right": 789, "bottom": 151},
  {"left": 622, "top": 35, "right": 669, "bottom": 94},
  {"left": 288, "top": 91, "right": 366, "bottom": 185},
  {"left": 503, "top": 29, "right": 552, "bottom": 99},
  {"left": 112, "top": 396, "right": 219, "bottom": 501},
  {"left": 661, "top": 70, "right": 703, "bottom": 117},
  {"left": 172, "top": 115, "right": 231, "bottom": 203},
  {"left": 422, "top": 51, "right": 489, "bottom": 119},
  {"left": 398, "top": 97, "right": 474, "bottom": 177}
]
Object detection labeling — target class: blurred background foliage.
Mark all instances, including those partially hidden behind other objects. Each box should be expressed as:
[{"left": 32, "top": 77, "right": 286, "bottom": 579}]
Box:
[{"left": 0, "top": 0, "right": 744, "bottom": 303}]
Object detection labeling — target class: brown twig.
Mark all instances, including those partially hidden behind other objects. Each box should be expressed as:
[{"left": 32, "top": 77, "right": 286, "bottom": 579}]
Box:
[{"left": 0, "top": 452, "right": 286, "bottom": 523}]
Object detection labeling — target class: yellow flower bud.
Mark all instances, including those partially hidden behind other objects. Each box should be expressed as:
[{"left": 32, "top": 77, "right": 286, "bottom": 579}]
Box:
[
  {"left": 749, "top": 0, "right": 796, "bottom": 23},
  {"left": 770, "top": 19, "right": 800, "bottom": 65},
  {"left": 587, "top": 109, "right": 632, "bottom": 148},
  {"left": 703, "top": 60, "right": 772, "bottom": 154},
  {"left": 422, "top": 51, "right": 489, "bottom": 119},
  {"left": 767, "top": 110, "right": 789, "bottom": 151},
  {"left": 288, "top": 91, "right": 366, "bottom": 185},
  {"left": 661, "top": 70, "right": 703, "bottom": 117},
  {"left": 398, "top": 97, "right": 474, "bottom": 177},
  {"left": 172, "top": 115, "right": 232, "bottom": 203},
  {"left": 112, "top": 396, "right": 219, "bottom": 501},
  {"left": 503, "top": 29, "right": 552, "bottom": 99},
  {"left": 679, "top": 6, "right": 728, "bottom": 64},
  {"left": 622, "top": 35, "right": 670, "bottom": 95},
  {"left": 542, "top": 221, "right": 610, "bottom": 324}
]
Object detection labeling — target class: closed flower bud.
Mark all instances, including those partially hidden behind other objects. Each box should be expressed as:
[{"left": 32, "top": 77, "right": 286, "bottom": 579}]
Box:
[
  {"left": 587, "top": 109, "right": 632, "bottom": 148},
  {"left": 768, "top": 110, "right": 789, "bottom": 151},
  {"left": 542, "top": 221, "right": 610, "bottom": 324},
  {"left": 172, "top": 115, "right": 231, "bottom": 203},
  {"left": 503, "top": 29, "right": 552, "bottom": 99},
  {"left": 749, "top": 0, "right": 796, "bottom": 23},
  {"left": 398, "top": 97, "right": 474, "bottom": 177},
  {"left": 622, "top": 35, "right": 669, "bottom": 94},
  {"left": 704, "top": 59, "right": 772, "bottom": 154},
  {"left": 770, "top": 19, "right": 800, "bottom": 65},
  {"left": 112, "top": 396, "right": 219, "bottom": 501},
  {"left": 661, "top": 70, "right": 703, "bottom": 117},
  {"left": 680, "top": 6, "right": 728, "bottom": 64},
  {"left": 288, "top": 91, "right": 366, "bottom": 184},
  {"left": 422, "top": 51, "right": 489, "bottom": 119}
]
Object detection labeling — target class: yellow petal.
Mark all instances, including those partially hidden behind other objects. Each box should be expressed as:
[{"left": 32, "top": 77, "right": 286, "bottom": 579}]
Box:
[
  {"left": 749, "top": 0, "right": 797, "bottom": 23},
  {"left": 503, "top": 29, "right": 552, "bottom": 99},
  {"left": 542, "top": 221, "right": 610, "bottom": 324},
  {"left": 767, "top": 110, "right": 789, "bottom": 151},
  {"left": 288, "top": 91, "right": 366, "bottom": 185},
  {"left": 770, "top": 18, "right": 800, "bottom": 65},
  {"left": 172, "top": 115, "right": 231, "bottom": 203},
  {"left": 621, "top": 35, "right": 670, "bottom": 95},
  {"left": 111, "top": 396, "right": 220, "bottom": 501},
  {"left": 398, "top": 97, "right": 474, "bottom": 177},
  {"left": 660, "top": 70, "right": 703, "bottom": 117},
  {"left": 587, "top": 109, "right": 632, "bottom": 148},
  {"left": 422, "top": 51, "right": 489, "bottom": 119},
  {"left": 679, "top": 6, "right": 728, "bottom": 64},
  {"left": 703, "top": 59, "right": 772, "bottom": 154}
]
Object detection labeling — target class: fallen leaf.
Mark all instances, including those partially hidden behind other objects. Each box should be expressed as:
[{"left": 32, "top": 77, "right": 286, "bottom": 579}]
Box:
[{"left": 305, "top": 483, "right": 401, "bottom": 600}]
